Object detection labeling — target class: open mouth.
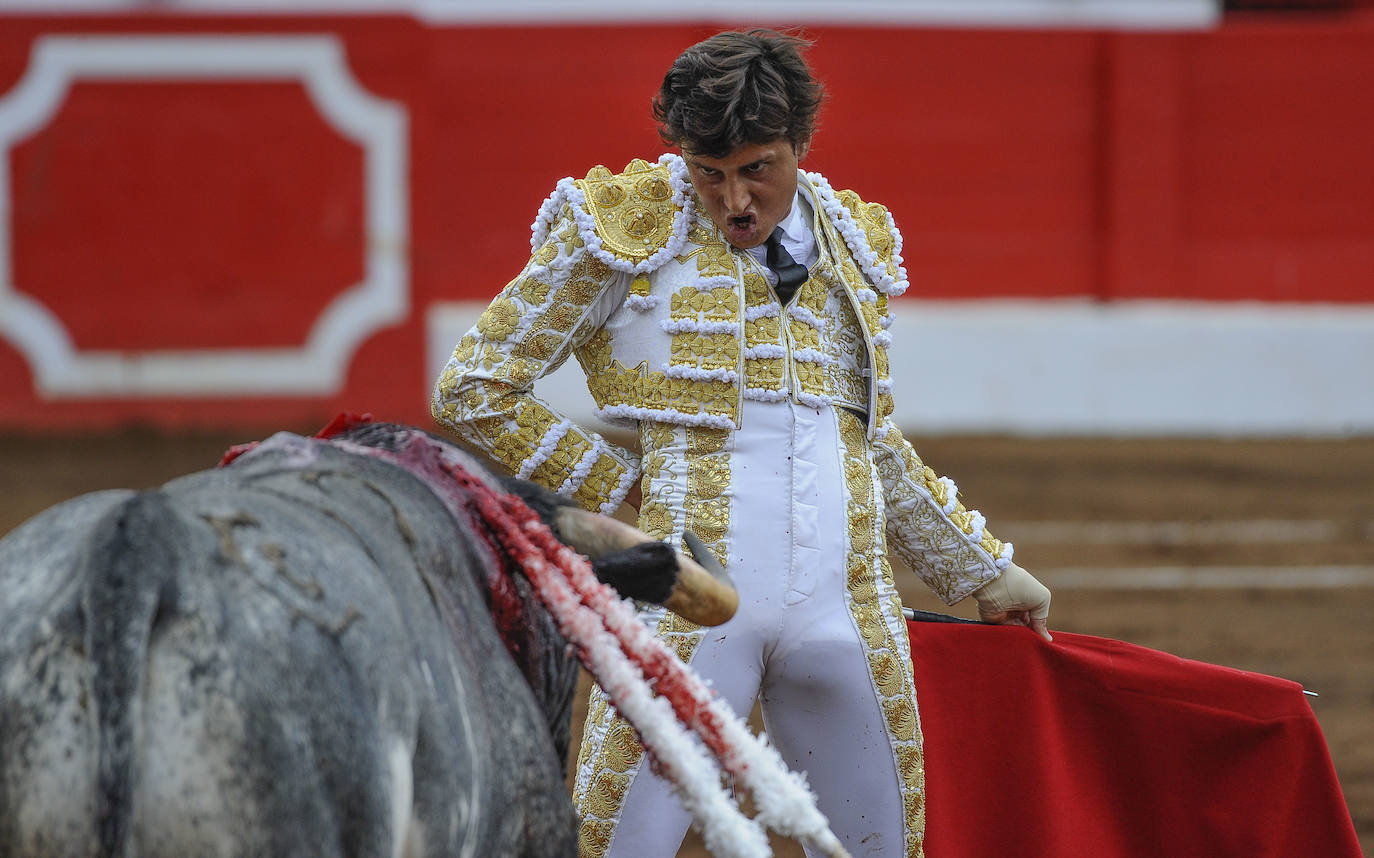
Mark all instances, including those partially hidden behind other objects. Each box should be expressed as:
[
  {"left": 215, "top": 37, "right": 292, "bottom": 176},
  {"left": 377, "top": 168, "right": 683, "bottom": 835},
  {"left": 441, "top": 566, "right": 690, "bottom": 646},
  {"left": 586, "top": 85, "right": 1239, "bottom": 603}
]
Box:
[{"left": 729, "top": 214, "right": 755, "bottom": 230}]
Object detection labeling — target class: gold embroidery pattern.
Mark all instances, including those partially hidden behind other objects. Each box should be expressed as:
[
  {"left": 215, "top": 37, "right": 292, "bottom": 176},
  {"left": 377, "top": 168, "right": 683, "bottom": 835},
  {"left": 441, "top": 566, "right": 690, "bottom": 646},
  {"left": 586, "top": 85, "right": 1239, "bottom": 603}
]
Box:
[
  {"left": 684, "top": 426, "right": 731, "bottom": 563},
  {"left": 574, "top": 329, "right": 613, "bottom": 376},
  {"left": 795, "top": 275, "right": 826, "bottom": 316},
  {"left": 821, "top": 265, "right": 870, "bottom": 412},
  {"left": 671, "top": 285, "right": 736, "bottom": 320},
  {"left": 742, "top": 271, "right": 786, "bottom": 393},
  {"left": 670, "top": 333, "right": 738, "bottom": 370},
  {"left": 475, "top": 296, "right": 521, "bottom": 340},
  {"left": 838, "top": 411, "right": 926, "bottom": 858},
  {"left": 804, "top": 212, "right": 886, "bottom": 414},
  {"left": 678, "top": 219, "right": 738, "bottom": 277},
  {"left": 819, "top": 199, "right": 893, "bottom": 384},
  {"left": 872, "top": 423, "right": 1007, "bottom": 603},
  {"left": 872, "top": 346, "right": 891, "bottom": 380},
  {"left": 512, "top": 330, "right": 561, "bottom": 362},
  {"left": 859, "top": 301, "right": 882, "bottom": 334},
  {"left": 795, "top": 260, "right": 853, "bottom": 405},
  {"left": 573, "top": 457, "right": 627, "bottom": 512},
  {"left": 745, "top": 356, "right": 784, "bottom": 389},
  {"left": 741, "top": 268, "right": 772, "bottom": 309},
  {"left": 490, "top": 401, "right": 556, "bottom": 470},
  {"left": 876, "top": 392, "right": 895, "bottom": 420},
  {"left": 567, "top": 179, "right": 896, "bottom": 434},
  {"left": 576, "top": 239, "right": 745, "bottom": 424},
  {"left": 745, "top": 315, "right": 780, "bottom": 342},
  {"left": 872, "top": 293, "right": 894, "bottom": 421},
  {"left": 621, "top": 207, "right": 659, "bottom": 241},
  {"left": 787, "top": 315, "right": 822, "bottom": 351},
  {"left": 794, "top": 360, "right": 827, "bottom": 396},
  {"left": 573, "top": 423, "right": 730, "bottom": 856},
  {"left": 584, "top": 363, "right": 737, "bottom": 418},
  {"left": 577, "top": 160, "right": 677, "bottom": 262},
  {"left": 667, "top": 241, "right": 743, "bottom": 385},
  {"left": 530, "top": 431, "right": 593, "bottom": 487}
]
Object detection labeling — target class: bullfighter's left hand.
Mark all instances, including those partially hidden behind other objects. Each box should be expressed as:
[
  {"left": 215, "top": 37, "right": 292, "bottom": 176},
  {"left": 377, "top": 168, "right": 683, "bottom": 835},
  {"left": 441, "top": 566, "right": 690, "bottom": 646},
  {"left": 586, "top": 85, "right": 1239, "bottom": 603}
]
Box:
[{"left": 972, "top": 563, "right": 1053, "bottom": 642}]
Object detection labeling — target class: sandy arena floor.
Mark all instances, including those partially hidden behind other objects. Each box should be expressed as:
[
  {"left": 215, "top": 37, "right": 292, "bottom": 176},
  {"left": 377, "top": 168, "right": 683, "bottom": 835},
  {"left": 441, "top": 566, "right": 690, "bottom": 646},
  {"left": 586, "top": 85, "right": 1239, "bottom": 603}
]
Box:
[{"left": 2, "top": 429, "right": 1370, "bottom": 856}]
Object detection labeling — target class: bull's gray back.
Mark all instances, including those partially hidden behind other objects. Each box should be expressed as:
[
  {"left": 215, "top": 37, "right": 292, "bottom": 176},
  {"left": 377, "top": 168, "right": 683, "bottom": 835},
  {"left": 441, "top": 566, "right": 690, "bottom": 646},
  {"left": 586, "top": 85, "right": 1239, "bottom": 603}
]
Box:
[{"left": 0, "top": 439, "right": 577, "bottom": 858}]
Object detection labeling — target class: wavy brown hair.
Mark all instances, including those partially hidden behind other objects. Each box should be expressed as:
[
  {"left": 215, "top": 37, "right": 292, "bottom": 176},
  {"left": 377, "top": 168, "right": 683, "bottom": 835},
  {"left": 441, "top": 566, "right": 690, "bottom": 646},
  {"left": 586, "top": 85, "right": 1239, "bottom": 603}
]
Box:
[{"left": 652, "top": 29, "right": 824, "bottom": 159}]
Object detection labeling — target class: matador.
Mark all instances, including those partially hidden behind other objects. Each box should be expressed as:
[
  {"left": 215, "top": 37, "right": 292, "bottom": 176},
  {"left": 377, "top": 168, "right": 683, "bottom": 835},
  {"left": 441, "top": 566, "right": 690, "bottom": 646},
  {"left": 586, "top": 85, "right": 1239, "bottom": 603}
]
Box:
[{"left": 433, "top": 29, "right": 1053, "bottom": 858}]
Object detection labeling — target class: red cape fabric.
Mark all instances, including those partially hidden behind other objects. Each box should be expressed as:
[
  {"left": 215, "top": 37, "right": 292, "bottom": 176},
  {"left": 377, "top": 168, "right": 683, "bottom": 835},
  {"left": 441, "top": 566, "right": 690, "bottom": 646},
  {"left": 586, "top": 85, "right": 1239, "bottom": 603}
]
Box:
[{"left": 908, "top": 621, "right": 1362, "bottom": 858}]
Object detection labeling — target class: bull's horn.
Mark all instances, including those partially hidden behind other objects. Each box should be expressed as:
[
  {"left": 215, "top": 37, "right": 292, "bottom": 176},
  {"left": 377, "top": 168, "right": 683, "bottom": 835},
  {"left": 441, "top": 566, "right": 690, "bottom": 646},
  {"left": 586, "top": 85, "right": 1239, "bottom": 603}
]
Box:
[{"left": 554, "top": 508, "right": 738, "bottom": 626}]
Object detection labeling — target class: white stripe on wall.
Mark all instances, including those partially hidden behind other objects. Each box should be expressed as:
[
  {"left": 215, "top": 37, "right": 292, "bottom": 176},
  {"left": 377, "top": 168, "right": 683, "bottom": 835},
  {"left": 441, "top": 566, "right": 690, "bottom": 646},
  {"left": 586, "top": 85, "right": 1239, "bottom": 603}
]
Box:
[
  {"left": 893, "top": 299, "right": 1374, "bottom": 437},
  {"left": 0, "top": 1, "right": 1222, "bottom": 30},
  {"left": 1039, "top": 566, "right": 1374, "bottom": 590},
  {"left": 1002, "top": 519, "right": 1374, "bottom": 546}
]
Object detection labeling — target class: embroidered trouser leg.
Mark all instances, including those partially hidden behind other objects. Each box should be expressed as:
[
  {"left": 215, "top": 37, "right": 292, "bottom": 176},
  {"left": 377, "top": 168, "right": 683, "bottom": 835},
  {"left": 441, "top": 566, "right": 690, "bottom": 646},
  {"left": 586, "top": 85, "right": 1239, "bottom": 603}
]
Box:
[{"left": 574, "top": 401, "right": 919, "bottom": 857}]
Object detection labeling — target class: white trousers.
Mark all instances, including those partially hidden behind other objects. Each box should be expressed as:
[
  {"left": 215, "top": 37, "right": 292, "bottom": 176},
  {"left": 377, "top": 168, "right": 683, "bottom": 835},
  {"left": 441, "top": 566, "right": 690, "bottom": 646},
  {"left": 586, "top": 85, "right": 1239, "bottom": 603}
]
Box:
[{"left": 603, "top": 400, "right": 908, "bottom": 858}]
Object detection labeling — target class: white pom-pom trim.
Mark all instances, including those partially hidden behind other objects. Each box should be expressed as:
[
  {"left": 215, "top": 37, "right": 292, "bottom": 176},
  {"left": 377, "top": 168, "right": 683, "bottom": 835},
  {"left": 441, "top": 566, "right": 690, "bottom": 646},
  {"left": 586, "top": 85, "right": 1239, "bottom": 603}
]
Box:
[
  {"left": 995, "top": 542, "right": 1015, "bottom": 568},
  {"left": 665, "top": 364, "right": 739, "bottom": 384},
  {"left": 745, "top": 344, "right": 787, "bottom": 360},
  {"left": 743, "top": 388, "right": 791, "bottom": 403},
  {"left": 787, "top": 303, "right": 824, "bottom": 329},
  {"left": 597, "top": 404, "right": 739, "bottom": 431},
  {"left": 805, "top": 172, "right": 909, "bottom": 298},
  {"left": 662, "top": 317, "right": 738, "bottom": 336},
  {"left": 792, "top": 348, "right": 832, "bottom": 366},
  {"left": 626, "top": 294, "right": 661, "bottom": 312}
]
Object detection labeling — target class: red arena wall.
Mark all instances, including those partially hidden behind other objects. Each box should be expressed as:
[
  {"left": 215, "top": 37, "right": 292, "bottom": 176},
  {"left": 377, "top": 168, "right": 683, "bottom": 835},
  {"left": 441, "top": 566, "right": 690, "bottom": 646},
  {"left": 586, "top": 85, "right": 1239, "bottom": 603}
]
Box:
[{"left": 0, "top": 9, "right": 1371, "bottom": 433}]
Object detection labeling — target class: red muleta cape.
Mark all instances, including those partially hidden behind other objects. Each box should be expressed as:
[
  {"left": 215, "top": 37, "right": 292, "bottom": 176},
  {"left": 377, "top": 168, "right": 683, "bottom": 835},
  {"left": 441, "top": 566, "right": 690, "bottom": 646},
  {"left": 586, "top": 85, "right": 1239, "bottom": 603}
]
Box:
[{"left": 910, "top": 621, "right": 1362, "bottom": 858}]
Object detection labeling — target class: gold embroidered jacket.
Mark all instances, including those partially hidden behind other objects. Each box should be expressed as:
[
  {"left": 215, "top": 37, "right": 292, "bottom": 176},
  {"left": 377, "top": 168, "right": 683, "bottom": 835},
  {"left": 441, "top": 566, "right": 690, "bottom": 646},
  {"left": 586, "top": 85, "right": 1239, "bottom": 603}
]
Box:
[{"left": 432, "top": 155, "right": 1014, "bottom": 602}]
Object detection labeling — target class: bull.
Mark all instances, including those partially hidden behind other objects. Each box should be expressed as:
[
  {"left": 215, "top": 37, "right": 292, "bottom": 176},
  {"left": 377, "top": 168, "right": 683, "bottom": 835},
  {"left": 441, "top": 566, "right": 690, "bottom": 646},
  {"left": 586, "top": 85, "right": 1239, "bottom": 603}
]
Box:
[{"left": 0, "top": 418, "right": 737, "bottom": 858}]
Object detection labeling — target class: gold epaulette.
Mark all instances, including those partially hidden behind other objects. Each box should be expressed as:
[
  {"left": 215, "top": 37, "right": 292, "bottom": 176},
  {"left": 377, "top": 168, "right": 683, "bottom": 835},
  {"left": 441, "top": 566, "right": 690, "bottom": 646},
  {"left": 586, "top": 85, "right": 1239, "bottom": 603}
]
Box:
[
  {"left": 574, "top": 158, "right": 680, "bottom": 266},
  {"left": 832, "top": 187, "right": 901, "bottom": 279}
]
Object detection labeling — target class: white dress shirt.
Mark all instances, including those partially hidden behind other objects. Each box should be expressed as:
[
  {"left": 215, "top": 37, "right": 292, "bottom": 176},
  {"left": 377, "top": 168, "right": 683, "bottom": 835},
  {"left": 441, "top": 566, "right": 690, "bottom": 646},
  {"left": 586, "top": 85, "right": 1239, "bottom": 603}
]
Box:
[{"left": 744, "top": 186, "right": 818, "bottom": 278}]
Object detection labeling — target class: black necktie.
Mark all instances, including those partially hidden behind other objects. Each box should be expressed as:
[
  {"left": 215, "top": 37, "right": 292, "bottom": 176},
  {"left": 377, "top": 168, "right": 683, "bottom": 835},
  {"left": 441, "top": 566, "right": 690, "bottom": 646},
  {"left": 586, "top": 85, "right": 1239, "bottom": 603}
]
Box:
[{"left": 765, "top": 228, "right": 808, "bottom": 305}]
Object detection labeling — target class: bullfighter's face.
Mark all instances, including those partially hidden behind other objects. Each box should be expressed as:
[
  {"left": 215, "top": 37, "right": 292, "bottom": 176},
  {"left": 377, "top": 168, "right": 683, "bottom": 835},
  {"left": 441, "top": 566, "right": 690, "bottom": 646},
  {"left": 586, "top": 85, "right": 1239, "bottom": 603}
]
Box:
[{"left": 683, "top": 138, "right": 807, "bottom": 250}]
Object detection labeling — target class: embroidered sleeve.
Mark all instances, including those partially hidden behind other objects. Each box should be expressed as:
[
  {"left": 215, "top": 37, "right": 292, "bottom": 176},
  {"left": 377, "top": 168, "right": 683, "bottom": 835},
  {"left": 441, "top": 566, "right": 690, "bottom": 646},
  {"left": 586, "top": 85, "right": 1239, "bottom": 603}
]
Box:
[
  {"left": 871, "top": 420, "right": 1014, "bottom": 604},
  {"left": 431, "top": 206, "right": 639, "bottom": 514}
]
